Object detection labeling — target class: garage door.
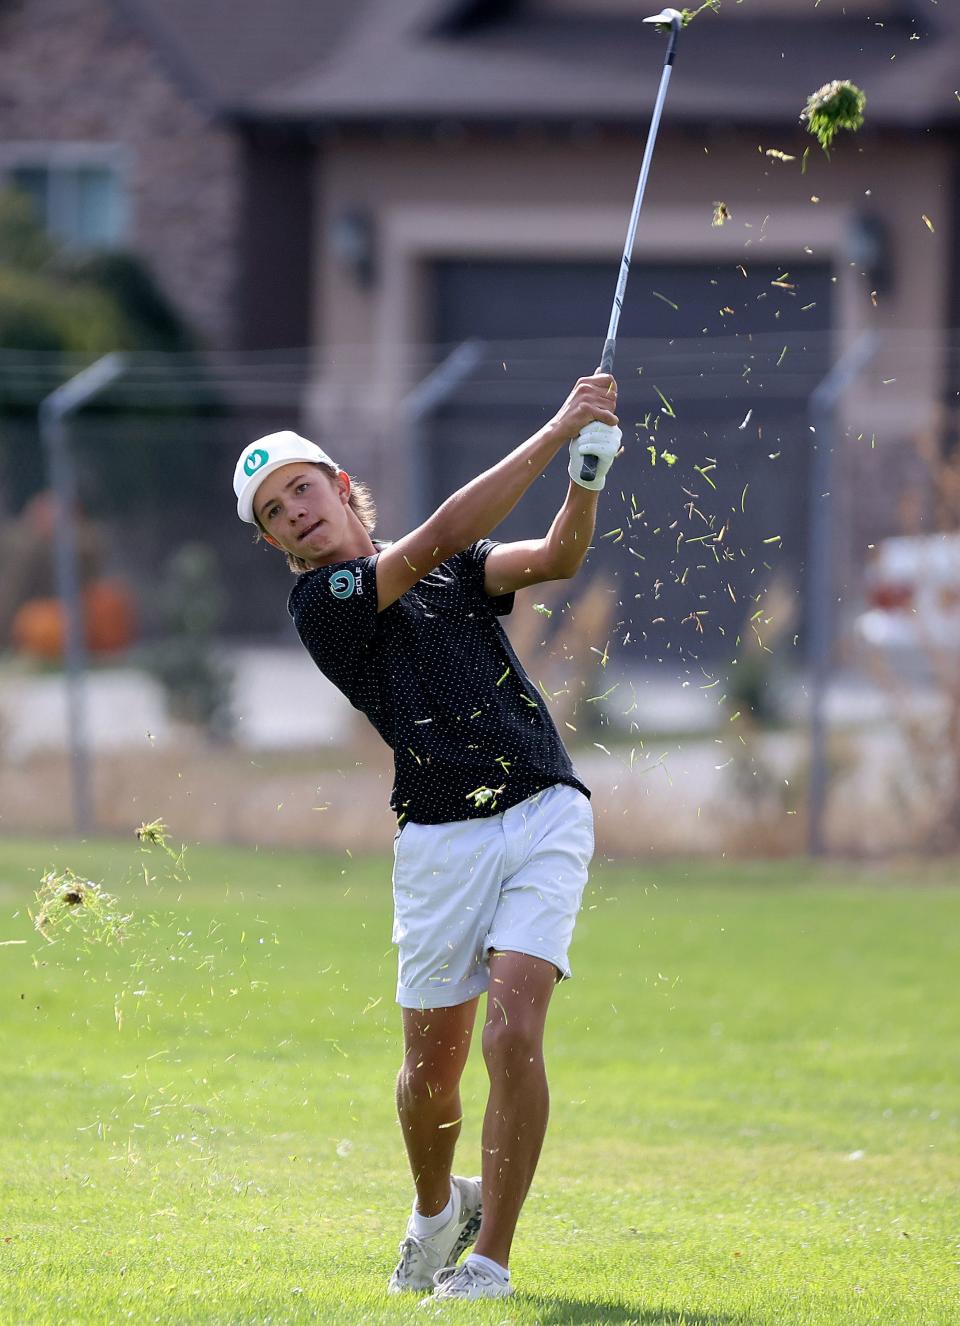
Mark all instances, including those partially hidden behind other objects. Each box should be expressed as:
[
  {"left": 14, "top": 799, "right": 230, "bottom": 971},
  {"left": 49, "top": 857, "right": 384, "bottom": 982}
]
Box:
[{"left": 428, "top": 258, "right": 832, "bottom": 664}]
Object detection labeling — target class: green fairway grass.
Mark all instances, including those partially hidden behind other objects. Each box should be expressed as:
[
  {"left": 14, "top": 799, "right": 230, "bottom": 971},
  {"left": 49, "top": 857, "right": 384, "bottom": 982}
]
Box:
[{"left": 0, "top": 837, "right": 957, "bottom": 1325}]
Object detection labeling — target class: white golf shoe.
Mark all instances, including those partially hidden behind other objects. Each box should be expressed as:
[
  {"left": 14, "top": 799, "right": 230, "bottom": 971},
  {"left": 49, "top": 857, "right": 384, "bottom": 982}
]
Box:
[
  {"left": 387, "top": 1176, "right": 483, "bottom": 1294},
  {"left": 420, "top": 1259, "right": 514, "bottom": 1302}
]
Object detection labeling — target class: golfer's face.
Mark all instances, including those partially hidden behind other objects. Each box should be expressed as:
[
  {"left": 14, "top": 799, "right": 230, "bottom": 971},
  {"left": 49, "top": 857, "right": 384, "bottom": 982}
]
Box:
[{"left": 256, "top": 463, "right": 347, "bottom": 564}]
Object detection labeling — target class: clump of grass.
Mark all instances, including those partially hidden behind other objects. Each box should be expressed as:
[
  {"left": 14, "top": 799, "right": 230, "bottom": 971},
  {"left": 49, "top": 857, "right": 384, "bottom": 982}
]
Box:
[
  {"left": 31, "top": 868, "right": 133, "bottom": 947},
  {"left": 135, "top": 818, "right": 170, "bottom": 850},
  {"left": 136, "top": 818, "right": 188, "bottom": 878},
  {"left": 712, "top": 201, "right": 732, "bottom": 227},
  {"left": 801, "top": 80, "right": 866, "bottom": 152},
  {"left": 466, "top": 784, "right": 505, "bottom": 809},
  {"left": 29, "top": 817, "right": 183, "bottom": 949}
]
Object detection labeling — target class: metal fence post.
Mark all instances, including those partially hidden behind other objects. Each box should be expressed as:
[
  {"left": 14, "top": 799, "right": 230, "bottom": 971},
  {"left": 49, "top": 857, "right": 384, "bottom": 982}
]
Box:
[
  {"left": 806, "top": 333, "right": 879, "bottom": 856},
  {"left": 402, "top": 340, "right": 485, "bottom": 525},
  {"left": 39, "top": 353, "right": 126, "bottom": 834}
]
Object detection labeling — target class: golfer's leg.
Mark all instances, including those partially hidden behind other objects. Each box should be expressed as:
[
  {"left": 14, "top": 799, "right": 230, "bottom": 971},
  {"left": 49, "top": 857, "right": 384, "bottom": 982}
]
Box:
[
  {"left": 473, "top": 950, "right": 558, "bottom": 1267},
  {"left": 396, "top": 996, "right": 480, "bottom": 1215}
]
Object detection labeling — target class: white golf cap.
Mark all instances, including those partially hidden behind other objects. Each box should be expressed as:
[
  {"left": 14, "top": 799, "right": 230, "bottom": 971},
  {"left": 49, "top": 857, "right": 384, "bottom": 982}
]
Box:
[{"left": 234, "top": 431, "right": 338, "bottom": 524}]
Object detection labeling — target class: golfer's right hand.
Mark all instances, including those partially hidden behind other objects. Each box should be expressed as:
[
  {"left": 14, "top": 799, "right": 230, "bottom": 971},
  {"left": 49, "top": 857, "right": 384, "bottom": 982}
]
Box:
[{"left": 548, "top": 372, "right": 619, "bottom": 442}]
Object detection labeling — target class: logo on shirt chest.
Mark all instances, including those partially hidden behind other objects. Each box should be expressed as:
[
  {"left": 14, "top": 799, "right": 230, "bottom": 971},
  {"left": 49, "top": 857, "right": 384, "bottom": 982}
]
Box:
[{"left": 329, "top": 569, "right": 358, "bottom": 600}]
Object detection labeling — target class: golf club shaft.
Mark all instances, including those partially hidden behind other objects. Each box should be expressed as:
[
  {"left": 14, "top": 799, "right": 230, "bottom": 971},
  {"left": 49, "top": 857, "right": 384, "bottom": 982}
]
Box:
[
  {"left": 602, "top": 65, "right": 676, "bottom": 367},
  {"left": 581, "top": 18, "right": 681, "bottom": 481}
]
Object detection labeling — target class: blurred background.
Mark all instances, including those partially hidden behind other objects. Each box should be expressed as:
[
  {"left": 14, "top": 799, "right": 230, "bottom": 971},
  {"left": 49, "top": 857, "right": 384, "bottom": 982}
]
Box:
[{"left": 1, "top": 0, "right": 958, "bottom": 858}]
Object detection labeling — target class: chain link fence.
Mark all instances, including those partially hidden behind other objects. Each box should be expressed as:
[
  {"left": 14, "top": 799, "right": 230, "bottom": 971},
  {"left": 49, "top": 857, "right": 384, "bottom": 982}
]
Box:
[{"left": 0, "top": 333, "right": 957, "bottom": 855}]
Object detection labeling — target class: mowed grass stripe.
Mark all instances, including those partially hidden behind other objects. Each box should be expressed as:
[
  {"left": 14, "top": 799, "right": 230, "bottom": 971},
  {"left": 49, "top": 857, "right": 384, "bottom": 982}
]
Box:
[{"left": 0, "top": 838, "right": 956, "bottom": 1324}]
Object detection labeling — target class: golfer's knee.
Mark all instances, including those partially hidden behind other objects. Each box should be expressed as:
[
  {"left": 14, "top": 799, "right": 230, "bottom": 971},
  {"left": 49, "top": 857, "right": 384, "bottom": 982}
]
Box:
[
  {"left": 397, "top": 1058, "right": 461, "bottom": 1103},
  {"left": 481, "top": 1017, "right": 543, "bottom": 1077}
]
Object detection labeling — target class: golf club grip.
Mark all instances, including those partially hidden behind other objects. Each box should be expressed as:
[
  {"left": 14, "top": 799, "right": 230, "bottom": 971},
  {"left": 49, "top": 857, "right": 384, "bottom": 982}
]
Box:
[{"left": 579, "top": 338, "right": 617, "bottom": 483}]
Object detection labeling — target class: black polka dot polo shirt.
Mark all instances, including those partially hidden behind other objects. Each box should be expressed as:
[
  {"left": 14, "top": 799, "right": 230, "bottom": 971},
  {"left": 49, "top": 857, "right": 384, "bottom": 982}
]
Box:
[{"left": 288, "top": 539, "right": 590, "bottom": 825}]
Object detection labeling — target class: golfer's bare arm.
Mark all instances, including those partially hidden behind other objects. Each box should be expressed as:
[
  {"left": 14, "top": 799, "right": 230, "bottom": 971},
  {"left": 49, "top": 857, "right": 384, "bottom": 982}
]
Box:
[
  {"left": 375, "top": 373, "right": 618, "bottom": 612},
  {"left": 482, "top": 480, "right": 600, "bottom": 594}
]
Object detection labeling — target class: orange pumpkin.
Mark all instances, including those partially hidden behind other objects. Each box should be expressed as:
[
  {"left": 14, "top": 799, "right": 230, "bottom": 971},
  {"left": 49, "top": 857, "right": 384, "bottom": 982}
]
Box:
[
  {"left": 83, "top": 580, "right": 136, "bottom": 653},
  {"left": 11, "top": 597, "right": 65, "bottom": 659},
  {"left": 12, "top": 580, "right": 137, "bottom": 659}
]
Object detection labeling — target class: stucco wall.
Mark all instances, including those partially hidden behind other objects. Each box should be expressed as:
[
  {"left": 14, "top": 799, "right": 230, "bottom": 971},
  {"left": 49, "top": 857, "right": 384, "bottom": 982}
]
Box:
[{"left": 0, "top": 0, "right": 241, "bottom": 347}]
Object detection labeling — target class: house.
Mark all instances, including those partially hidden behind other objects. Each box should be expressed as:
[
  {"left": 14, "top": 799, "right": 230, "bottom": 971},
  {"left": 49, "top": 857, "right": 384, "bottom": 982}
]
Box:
[
  {"left": 0, "top": 0, "right": 351, "bottom": 350},
  {"left": 255, "top": 0, "right": 960, "bottom": 656},
  {"left": 1, "top": 0, "right": 957, "bottom": 654}
]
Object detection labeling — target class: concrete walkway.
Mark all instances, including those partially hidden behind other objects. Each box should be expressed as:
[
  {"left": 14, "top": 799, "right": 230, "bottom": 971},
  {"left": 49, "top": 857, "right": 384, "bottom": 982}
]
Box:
[
  {"left": 0, "top": 646, "right": 352, "bottom": 759},
  {"left": 0, "top": 646, "right": 938, "bottom": 759}
]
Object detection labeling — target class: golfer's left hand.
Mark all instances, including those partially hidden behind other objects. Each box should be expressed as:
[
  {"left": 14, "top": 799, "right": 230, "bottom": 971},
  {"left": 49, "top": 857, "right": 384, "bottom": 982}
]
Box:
[{"left": 568, "top": 420, "right": 623, "bottom": 491}]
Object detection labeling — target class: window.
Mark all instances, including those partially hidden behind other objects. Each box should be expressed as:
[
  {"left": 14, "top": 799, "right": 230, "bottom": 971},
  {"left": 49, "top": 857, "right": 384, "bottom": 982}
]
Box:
[{"left": 2, "top": 146, "right": 129, "bottom": 248}]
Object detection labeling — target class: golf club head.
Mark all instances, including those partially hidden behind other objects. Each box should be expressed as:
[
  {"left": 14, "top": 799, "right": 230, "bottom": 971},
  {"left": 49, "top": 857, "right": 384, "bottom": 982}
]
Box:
[{"left": 643, "top": 8, "right": 683, "bottom": 25}]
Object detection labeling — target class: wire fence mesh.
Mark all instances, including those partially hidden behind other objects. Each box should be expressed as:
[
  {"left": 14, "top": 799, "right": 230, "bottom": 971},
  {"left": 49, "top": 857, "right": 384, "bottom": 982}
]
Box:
[{"left": 0, "top": 332, "right": 957, "bottom": 855}]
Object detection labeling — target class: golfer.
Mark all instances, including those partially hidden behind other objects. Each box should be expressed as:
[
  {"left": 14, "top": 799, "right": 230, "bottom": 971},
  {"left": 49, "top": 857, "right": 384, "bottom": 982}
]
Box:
[{"left": 233, "top": 373, "right": 621, "bottom": 1302}]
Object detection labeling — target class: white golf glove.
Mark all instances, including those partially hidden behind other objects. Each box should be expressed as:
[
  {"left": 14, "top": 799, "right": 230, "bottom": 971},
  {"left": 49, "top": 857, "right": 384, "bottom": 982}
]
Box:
[{"left": 568, "top": 421, "right": 623, "bottom": 492}]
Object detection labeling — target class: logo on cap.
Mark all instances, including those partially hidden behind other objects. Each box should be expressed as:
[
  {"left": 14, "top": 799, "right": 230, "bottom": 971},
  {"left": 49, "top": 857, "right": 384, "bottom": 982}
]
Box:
[
  {"left": 330, "top": 570, "right": 356, "bottom": 600},
  {"left": 244, "top": 448, "right": 269, "bottom": 477}
]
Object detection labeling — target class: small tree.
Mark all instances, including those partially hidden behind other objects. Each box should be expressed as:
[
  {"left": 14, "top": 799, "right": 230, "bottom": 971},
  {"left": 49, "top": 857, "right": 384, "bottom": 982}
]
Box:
[
  {"left": 139, "top": 543, "right": 233, "bottom": 742},
  {"left": 0, "top": 188, "right": 215, "bottom": 507}
]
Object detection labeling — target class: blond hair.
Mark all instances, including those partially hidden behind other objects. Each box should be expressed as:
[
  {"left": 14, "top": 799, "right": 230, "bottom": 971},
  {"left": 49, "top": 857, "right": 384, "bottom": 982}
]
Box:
[{"left": 254, "top": 463, "right": 378, "bottom": 575}]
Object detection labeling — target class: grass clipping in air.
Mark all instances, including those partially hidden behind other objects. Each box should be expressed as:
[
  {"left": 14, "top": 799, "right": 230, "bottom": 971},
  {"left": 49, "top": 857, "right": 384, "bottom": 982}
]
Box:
[
  {"left": 802, "top": 80, "right": 866, "bottom": 152},
  {"left": 30, "top": 819, "right": 182, "bottom": 949},
  {"left": 32, "top": 868, "right": 133, "bottom": 946}
]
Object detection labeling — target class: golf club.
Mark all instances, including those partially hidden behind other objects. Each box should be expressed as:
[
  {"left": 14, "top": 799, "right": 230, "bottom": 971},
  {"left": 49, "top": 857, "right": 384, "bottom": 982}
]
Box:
[{"left": 578, "top": 6, "right": 685, "bottom": 483}]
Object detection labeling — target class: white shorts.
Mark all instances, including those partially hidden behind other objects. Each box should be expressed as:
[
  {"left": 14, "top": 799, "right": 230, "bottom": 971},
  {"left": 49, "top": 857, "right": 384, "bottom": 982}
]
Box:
[{"left": 391, "top": 782, "right": 594, "bottom": 1010}]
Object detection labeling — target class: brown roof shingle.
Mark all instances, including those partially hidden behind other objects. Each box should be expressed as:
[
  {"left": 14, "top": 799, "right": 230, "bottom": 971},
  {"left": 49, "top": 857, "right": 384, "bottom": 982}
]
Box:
[
  {"left": 247, "top": 0, "right": 960, "bottom": 130},
  {"left": 113, "top": 0, "right": 370, "bottom": 112},
  {"left": 111, "top": 0, "right": 960, "bottom": 130}
]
